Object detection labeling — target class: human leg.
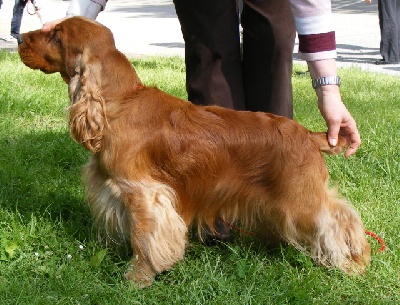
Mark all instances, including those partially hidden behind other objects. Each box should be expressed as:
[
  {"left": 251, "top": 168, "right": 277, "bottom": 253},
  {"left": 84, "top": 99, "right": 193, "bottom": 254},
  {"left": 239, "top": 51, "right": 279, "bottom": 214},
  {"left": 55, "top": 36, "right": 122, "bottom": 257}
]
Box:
[
  {"left": 241, "top": 0, "right": 295, "bottom": 118},
  {"left": 378, "top": 0, "right": 400, "bottom": 63},
  {"left": 11, "top": 0, "right": 28, "bottom": 38},
  {"left": 397, "top": 0, "right": 400, "bottom": 61},
  {"left": 173, "top": 0, "right": 245, "bottom": 110}
]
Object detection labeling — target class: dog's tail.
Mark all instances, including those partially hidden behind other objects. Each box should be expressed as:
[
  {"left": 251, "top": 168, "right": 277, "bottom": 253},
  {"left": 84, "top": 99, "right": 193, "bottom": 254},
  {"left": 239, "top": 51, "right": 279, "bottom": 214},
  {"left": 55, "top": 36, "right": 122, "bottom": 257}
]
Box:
[{"left": 310, "top": 132, "right": 348, "bottom": 155}]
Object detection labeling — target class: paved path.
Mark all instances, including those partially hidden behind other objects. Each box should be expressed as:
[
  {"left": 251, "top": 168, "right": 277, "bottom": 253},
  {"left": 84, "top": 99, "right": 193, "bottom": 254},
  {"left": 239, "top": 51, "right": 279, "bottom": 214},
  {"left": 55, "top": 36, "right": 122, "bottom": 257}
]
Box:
[{"left": 1, "top": 0, "right": 399, "bottom": 76}]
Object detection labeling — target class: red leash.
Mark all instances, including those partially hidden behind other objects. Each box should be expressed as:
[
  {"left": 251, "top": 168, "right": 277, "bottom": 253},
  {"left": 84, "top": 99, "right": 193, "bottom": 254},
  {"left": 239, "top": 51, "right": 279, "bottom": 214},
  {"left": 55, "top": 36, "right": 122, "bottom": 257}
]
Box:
[
  {"left": 26, "top": 0, "right": 37, "bottom": 15},
  {"left": 365, "top": 229, "right": 386, "bottom": 252},
  {"left": 26, "top": 0, "right": 43, "bottom": 24}
]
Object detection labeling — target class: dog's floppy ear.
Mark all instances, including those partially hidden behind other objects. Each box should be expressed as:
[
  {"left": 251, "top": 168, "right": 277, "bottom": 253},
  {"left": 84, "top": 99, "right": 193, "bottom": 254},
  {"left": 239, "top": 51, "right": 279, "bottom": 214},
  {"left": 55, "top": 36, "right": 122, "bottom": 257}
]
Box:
[
  {"left": 53, "top": 22, "right": 85, "bottom": 81},
  {"left": 68, "top": 49, "right": 106, "bottom": 153},
  {"left": 55, "top": 17, "right": 115, "bottom": 82}
]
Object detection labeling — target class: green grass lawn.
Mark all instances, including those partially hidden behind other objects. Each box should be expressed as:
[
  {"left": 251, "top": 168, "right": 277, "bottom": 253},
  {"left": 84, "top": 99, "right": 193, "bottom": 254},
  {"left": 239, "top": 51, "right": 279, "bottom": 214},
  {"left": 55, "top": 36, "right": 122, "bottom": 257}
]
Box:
[{"left": 0, "top": 51, "right": 399, "bottom": 304}]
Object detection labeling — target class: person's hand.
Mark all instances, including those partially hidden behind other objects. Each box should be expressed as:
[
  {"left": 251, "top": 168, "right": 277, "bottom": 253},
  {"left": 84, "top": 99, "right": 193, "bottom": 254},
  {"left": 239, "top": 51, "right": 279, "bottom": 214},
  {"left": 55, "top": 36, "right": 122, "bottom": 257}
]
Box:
[
  {"left": 315, "top": 85, "right": 361, "bottom": 157},
  {"left": 41, "top": 17, "right": 68, "bottom": 32},
  {"left": 307, "top": 58, "right": 361, "bottom": 157}
]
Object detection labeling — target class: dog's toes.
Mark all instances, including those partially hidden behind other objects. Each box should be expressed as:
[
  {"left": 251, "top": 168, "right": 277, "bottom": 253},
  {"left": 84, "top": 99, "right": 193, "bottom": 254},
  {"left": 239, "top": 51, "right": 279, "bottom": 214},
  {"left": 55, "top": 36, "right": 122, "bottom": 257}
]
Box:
[
  {"left": 334, "top": 243, "right": 371, "bottom": 275},
  {"left": 125, "top": 265, "right": 155, "bottom": 288},
  {"left": 347, "top": 247, "right": 371, "bottom": 274},
  {"left": 340, "top": 260, "right": 366, "bottom": 275}
]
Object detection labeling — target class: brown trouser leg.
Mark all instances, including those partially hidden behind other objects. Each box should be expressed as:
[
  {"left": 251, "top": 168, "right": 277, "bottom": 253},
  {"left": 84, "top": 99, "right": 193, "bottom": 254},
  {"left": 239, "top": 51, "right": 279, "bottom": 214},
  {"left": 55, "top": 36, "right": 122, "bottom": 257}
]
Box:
[
  {"left": 242, "top": 0, "right": 295, "bottom": 117},
  {"left": 173, "top": 0, "right": 295, "bottom": 118},
  {"left": 173, "top": 0, "right": 245, "bottom": 110}
]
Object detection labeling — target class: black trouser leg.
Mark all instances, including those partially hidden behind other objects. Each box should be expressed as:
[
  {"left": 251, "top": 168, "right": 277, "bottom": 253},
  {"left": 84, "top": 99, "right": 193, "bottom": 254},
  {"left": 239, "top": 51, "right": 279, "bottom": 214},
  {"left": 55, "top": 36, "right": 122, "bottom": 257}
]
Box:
[{"left": 378, "top": 0, "right": 400, "bottom": 62}]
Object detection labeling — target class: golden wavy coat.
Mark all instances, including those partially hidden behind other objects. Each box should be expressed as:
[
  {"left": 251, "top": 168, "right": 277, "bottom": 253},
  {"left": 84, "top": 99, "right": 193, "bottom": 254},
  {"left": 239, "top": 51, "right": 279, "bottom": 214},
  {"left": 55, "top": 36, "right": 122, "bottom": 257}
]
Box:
[{"left": 18, "top": 17, "right": 370, "bottom": 287}]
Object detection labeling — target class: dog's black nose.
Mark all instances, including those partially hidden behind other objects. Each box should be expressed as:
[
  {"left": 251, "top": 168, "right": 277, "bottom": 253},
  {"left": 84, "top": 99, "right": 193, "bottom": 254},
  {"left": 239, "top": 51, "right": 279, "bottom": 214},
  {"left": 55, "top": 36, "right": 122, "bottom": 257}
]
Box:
[{"left": 17, "top": 34, "right": 23, "bottom": 45}]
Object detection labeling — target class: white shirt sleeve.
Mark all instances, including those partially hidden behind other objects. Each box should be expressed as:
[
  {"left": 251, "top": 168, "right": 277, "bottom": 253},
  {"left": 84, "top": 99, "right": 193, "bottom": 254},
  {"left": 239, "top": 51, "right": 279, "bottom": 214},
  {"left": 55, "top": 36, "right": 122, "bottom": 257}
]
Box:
[{"left": 66, "top": 0, "right": 107, "bottom": 19}]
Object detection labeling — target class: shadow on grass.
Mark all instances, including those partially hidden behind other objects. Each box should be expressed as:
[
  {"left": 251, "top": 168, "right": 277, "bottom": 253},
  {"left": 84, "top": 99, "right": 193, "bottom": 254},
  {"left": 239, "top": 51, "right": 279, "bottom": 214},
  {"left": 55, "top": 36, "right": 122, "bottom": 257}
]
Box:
[{"left": 0, "top": 129, "right": 92, "bottom": 240}]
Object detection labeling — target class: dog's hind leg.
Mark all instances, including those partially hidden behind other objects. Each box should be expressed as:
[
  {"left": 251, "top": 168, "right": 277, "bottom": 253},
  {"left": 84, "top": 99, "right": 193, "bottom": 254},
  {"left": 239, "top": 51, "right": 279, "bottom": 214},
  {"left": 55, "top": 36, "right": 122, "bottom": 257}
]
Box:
[
  {"left": 272, "top": 189, "right": 370, "bottom": 274},
  {"left": 311, "top": 192, "right": 371, "bottom": 273},
  {"left": 121, "top": 180, "right": 188, "bottom": 288}
]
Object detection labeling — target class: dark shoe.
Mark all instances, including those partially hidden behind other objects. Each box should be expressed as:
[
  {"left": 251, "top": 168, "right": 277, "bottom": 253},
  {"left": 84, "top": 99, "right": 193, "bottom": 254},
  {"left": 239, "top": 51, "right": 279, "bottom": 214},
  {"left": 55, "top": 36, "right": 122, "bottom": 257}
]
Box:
[{"left": 375, "top": 59, "right": 399, "bottom": 65}]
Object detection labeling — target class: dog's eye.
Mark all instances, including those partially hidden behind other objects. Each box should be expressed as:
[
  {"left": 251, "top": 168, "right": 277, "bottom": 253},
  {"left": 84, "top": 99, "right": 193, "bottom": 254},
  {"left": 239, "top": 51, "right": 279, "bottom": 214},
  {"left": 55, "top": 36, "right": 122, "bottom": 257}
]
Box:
[{"left": 49, "top": 32, "right": 62, "bottom": 45}]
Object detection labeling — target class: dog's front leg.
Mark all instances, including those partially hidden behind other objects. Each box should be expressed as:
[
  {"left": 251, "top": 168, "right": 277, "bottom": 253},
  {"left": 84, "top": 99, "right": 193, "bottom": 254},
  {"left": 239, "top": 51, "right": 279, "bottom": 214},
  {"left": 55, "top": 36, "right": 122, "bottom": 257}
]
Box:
[{"left": 122, "top": 181, "right": 188, "bottom": 288}]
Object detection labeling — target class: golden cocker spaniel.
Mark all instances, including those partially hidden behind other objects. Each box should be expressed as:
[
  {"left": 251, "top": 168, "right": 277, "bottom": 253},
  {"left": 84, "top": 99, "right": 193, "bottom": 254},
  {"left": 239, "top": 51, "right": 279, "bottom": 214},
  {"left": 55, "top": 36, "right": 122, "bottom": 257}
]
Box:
[{"left": 18, "top": 17, "right": 370, "bottom": 287}]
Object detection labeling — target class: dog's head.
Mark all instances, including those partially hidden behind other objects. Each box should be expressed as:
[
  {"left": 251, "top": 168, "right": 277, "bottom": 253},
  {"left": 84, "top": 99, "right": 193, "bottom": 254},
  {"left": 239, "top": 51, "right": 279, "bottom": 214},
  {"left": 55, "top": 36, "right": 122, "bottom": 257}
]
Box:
[
  {"left": 18, "top": 17, "right": 115, "bottom": 82},
  {"left": 18, "top": 17, "right": 142, "bottom": 153}
]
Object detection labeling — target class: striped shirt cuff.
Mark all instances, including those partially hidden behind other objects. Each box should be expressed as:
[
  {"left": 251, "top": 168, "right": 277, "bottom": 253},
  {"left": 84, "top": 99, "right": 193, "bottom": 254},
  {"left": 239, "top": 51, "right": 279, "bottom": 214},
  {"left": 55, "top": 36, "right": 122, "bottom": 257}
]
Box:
[{"left": 295, "top": 13, "right": 337, "bottom": 61}]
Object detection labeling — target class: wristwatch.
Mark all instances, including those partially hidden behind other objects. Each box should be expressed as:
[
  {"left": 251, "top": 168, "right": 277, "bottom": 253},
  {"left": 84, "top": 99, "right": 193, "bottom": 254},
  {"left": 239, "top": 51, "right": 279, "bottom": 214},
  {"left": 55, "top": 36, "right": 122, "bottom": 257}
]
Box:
[{"left": 312, "top": 76, "right": 341, "bottom": 89}]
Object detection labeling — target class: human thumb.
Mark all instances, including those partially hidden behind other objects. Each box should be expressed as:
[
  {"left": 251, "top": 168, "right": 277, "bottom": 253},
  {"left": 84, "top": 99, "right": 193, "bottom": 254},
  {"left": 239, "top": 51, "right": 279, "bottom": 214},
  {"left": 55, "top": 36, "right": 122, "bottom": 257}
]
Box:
[{"left": 327, "top": 122, "right": 340, "bottom": 147}]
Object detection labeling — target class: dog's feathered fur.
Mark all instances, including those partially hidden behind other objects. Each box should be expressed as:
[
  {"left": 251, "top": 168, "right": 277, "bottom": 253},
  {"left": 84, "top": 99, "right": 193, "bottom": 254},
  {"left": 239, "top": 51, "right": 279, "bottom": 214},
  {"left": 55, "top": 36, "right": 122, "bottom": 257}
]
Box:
[{"left": 18, "top": 17, "right": 370, "bottom": 287}]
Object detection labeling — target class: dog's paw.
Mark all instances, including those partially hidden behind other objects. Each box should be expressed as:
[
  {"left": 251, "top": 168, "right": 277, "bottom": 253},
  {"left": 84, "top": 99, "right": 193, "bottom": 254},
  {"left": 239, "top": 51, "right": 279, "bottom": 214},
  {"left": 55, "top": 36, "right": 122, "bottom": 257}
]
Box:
[
  {"left": 125, "top": 264, "right": 155, "bottom": 288},
  {"left": 343, "top": 243, "right": 371, "bottom": 275}
]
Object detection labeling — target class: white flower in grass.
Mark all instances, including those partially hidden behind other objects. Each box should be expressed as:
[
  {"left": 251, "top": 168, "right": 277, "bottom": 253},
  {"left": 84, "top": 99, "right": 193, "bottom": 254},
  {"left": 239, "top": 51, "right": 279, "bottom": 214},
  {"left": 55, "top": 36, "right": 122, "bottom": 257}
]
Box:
[
  {"left": 67, "top": 254, "right": 72, "bottom": 259},
  {"left": 78, "top": 245, "right": 84, "bottom": 250},
  {"left": 34, "top": 252, "right": 39, "bottom": 257}
]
